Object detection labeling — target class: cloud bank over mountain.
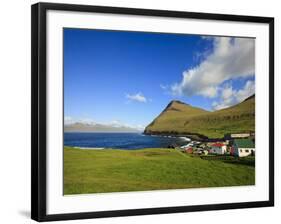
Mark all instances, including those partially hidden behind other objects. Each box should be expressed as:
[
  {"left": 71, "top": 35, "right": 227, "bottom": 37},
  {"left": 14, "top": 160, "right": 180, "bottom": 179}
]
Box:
[{"left": 171, "top": 37, "right": 255, "bottom": 110}]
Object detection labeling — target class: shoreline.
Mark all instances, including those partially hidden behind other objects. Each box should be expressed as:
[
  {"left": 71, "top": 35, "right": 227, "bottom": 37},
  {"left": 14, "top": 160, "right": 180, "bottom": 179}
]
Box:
[
  {"left": 142, "top": 131, "right": 224, "bottom": 142},
  {"left": 74, "top": 146, "right": 105, "bottom": 150},
  {"left": 64, "top": 132, "right": 226, "bottom": 151},
  {"left": 65, "top": 133, "right": 194, "bottom": 150},
  {"left": 68, "top": 146, "right": 178, "bottom": 151}
]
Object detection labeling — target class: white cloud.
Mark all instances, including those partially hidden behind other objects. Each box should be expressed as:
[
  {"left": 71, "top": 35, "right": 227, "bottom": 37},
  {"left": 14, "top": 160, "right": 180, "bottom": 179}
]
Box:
[
  {"left": 160, "top": 84, "right": 168, "bottom": 90},
  {"left": 126, "top": 92, "right": 147, "bottom": 103},
  {"left": 201, "top": 36, "right": 213, "bottom": 40},
  {"left": 64, "top": 116, "right": 97, "bottom": 125},
  {"left": 78, "top": 118, "right": 96, "bottom": 125},
  {"left": 122, "top": 123, "right": 145, "bottom": 131},
  {"left": 212, "top": 80, "right": 255, "bottom": 110},
  {"left": 171, "top": 37, "right": 255, "bottom": 98},
  {"left": 235, "top": 80, "right": 255, "bottom": 102},
  {"left": 65, "top": 117, "right": 145, "bottom": 131},
  {"left": 108, "top": 120, "right": 123, "bottom": 127},
  {"left": 64, "top": 116, "right": 74, "bottom": 125}
]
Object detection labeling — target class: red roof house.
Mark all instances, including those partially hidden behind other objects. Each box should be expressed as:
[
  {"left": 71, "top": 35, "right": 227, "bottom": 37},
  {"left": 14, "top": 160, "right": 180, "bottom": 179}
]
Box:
[
  {"left": 209, "top": 142, "right": 227, "bottom": 154},
  {"left": 185, "top": 147, "right": 193, "bottom": 154}
]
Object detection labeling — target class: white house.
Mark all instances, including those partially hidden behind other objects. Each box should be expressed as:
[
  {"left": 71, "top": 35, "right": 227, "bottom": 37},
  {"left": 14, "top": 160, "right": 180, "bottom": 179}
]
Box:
[
  {"left": 209, "top": 143, "right": 227, "bottom": 155},
  {"left": 232, "top": 139, "right": 255, "bottom": 157},
  {"left": 230, "top": 133, "right": 250, "bottom": 138}
]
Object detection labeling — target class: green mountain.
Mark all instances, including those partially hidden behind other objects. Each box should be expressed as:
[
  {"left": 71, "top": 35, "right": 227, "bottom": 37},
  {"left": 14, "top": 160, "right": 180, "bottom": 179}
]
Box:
[{"left": 144, "top": 95, "right": 255, "bottom": 139}]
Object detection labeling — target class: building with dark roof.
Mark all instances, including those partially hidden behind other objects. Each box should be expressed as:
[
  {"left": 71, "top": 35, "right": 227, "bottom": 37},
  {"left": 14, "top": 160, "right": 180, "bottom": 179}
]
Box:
[{"left": 232, "top": 139, "right": 255, "bottom": 157}]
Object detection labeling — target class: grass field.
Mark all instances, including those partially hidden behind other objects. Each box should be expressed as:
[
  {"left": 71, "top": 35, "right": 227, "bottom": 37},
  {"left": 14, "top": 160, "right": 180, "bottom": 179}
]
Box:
[{"left": 64, "top": 146, "right": 255, "bottom": 195}]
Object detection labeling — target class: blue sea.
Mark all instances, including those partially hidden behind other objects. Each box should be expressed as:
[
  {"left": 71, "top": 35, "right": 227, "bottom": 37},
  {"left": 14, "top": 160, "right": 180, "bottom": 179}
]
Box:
[{"left": 64, "top": 132, "right": 190, "bottom": 150}]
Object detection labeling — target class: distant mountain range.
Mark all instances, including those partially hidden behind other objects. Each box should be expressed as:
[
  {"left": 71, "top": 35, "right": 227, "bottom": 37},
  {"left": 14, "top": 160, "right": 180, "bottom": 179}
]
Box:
[
  {"left": 64, "top": 122, "right": 140, "bottom": 133},
  {"left": 144, "top": 95, "right": 255, "bottom": 139}
]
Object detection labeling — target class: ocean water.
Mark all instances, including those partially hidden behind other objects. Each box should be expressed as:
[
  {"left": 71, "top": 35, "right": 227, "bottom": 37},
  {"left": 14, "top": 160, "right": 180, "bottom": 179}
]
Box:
[{"left": 64, "top": 132, "right": 190, "bottom": 150}]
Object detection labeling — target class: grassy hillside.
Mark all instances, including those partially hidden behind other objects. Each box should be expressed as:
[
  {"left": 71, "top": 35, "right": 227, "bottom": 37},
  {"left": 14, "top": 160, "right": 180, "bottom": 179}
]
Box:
[
  {"left": 64, "top": 147, "right": 255, "bottom": 194},
  {"left": 144, "top": 95, "right": 255, "bottom": 138}
]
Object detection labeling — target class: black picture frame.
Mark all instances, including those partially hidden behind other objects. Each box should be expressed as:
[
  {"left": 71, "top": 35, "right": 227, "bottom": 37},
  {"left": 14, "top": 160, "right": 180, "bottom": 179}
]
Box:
[{"left": 31, "top": 2, "right": 274, "bottom": 222}]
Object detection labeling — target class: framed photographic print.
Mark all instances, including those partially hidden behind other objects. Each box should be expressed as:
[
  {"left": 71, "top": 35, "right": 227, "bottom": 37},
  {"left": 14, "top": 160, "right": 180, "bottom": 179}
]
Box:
[{"left": 31, "top": 2, "right": 274, "bottom": 222}]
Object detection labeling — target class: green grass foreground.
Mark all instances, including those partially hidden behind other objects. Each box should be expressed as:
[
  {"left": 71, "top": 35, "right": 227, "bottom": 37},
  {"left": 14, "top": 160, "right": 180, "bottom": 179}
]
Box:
[{"left": 64, "top": 147, "right": 255, "bottom": 195}]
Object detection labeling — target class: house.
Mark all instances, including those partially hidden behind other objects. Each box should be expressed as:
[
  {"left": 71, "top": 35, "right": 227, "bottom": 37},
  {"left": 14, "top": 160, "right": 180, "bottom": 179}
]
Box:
[
  {"left": 231, "top": 133, "right": 250, "bottom": 138},
  {"left": 202, "top": 149, "right": 208, "bottom": 155},
  {"left": 184, "top": 147, "right": 193, "bottom": 154},
  {"left": 232, "top": 139, "right": 255, "bottom": 157},
  {"left": 224, "top": 133, "right": 251, "bottom": 140},
  {"left": 209, "top": 143, "right": 227, "bottom": 155},
  {"left": 193, "top": 149, "right": 202, "bottom": 155},
  {"left": 193, "top": 148, "right": 209, "bottom": 155}
]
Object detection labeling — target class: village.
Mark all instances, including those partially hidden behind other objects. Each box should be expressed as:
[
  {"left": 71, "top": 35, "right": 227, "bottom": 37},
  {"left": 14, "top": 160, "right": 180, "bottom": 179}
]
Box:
[{"left": 175, "top": 132, "right": 255, "bottom": 158}]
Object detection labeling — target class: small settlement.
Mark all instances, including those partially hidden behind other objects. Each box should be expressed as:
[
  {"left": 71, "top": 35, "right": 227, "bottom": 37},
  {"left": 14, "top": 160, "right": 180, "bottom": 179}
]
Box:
[{"left": 178, "top": 132, "right": 255, "bottom": 158}]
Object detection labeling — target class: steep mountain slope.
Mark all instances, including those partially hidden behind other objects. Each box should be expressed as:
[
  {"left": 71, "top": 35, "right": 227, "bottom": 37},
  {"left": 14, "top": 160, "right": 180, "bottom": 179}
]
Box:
[{"left": 144, "top": 95, "right": 255, "bottom": 139}]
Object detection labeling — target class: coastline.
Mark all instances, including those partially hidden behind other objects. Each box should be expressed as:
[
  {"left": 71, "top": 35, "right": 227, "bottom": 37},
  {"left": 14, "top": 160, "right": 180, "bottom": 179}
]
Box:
[
  {"left": 142, "top": 131, "right": 224, "bottom": 142},
  {"left": 64, "top": 132, "right": 193, "bottom": 150}
]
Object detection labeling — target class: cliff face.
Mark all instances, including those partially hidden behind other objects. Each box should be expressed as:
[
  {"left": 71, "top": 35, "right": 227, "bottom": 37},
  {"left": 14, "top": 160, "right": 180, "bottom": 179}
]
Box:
[{"left": 144, "top": 96, "right": 255, "bottom": 139}]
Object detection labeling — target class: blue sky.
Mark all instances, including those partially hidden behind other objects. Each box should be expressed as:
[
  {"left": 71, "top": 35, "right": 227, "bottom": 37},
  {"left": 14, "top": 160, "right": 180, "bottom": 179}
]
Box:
[{"left": 64, "top": 28, "right": 255, "bottom": 130}]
